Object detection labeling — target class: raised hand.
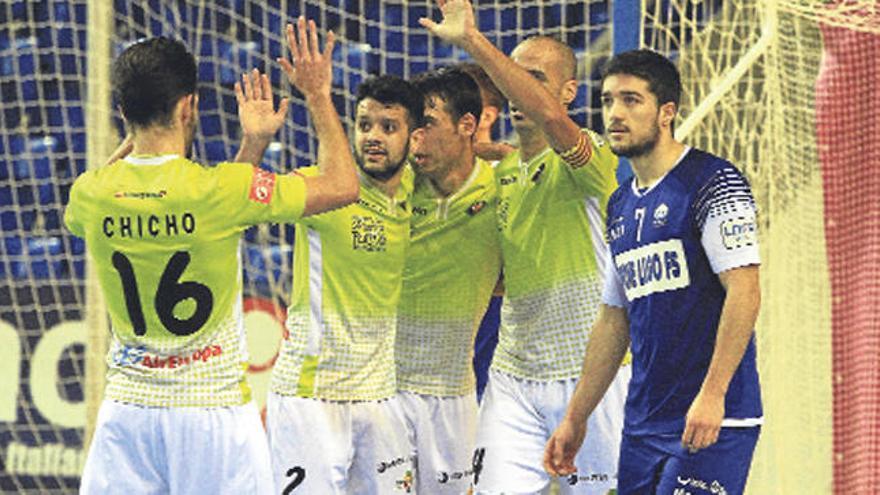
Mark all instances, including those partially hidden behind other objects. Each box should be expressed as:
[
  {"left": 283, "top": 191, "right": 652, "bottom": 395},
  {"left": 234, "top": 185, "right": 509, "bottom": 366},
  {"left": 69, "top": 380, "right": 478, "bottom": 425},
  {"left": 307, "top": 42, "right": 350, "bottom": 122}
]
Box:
[
  {"left": 277, "top": 16, "right": 336, "bottom": 101},
  {"left": 234, "top": 68, "right": 289, "bottom": 140},
  {"left": 419, "top": 0, "right": 478, "bottom": 47}
]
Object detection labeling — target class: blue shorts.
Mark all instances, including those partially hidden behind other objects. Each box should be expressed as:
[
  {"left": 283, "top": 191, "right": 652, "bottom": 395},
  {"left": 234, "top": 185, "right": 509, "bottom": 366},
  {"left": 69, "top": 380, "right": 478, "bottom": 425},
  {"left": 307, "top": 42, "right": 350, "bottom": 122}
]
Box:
[{"left": 618, "top": 427, "right": 760, "bottom": 495}]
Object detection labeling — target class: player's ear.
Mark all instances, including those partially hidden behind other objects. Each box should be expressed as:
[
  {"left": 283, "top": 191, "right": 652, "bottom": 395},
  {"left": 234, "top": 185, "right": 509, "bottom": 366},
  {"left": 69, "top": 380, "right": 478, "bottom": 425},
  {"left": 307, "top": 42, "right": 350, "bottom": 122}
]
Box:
[
  {"left": 458, "top": 112, "right": 477, "bottom": 138},
  {"left": 659, "top": 101, "right": 677, "bottom": 130},
  {"left": 560, "top": 79, "right": 578, "bottom": 106},
  {"left": 177, "top": 93, "right": 197, "bottom": 126}
]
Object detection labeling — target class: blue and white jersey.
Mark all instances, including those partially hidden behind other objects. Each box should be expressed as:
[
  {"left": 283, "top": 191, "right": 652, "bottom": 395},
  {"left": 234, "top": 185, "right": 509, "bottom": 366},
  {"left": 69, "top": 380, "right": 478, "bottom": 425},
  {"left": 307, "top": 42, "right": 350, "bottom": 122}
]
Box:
[{"left": 602, "top": 147, "right": 763, "bottom": 436}]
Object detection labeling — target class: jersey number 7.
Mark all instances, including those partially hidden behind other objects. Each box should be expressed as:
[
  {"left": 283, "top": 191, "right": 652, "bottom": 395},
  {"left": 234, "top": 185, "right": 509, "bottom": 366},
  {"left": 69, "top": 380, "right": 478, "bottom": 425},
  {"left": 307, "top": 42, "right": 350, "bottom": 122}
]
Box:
[{"left": 111, "top": 251, "right": 214, "bottom": 337}]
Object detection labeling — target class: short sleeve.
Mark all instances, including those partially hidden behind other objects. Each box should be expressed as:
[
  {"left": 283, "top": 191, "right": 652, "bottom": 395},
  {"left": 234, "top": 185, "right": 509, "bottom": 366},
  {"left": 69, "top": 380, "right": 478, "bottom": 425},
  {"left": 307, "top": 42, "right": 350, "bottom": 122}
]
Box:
[
  {"left": 602, "top": 245, "right": 628, "bottom": 308},
  {"left": 569, "top": 130, "right": 619, "bottom": 203},
  {"left": 215, "top": 162, "right": 308, "bottom": 227},
  {"left": 64, "top": 174, "right": 87, "bottom": 238},
  {"left": 694, "top": 165, "right": 761, "bottom": 274}
]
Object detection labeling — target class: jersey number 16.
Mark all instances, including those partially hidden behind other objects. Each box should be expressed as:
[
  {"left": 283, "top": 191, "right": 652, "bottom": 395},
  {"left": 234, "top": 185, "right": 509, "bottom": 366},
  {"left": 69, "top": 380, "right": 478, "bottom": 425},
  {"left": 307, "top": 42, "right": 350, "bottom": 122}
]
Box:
[{"left": 111, "top": 251, "right": 214, "bottom": 337}]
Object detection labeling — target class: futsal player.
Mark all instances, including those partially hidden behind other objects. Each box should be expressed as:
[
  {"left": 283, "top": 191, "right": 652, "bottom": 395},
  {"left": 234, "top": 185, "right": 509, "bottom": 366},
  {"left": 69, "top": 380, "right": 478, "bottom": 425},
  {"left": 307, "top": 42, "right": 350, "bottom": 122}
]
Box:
[
  {"left": 68, "top": 19, "right": 359, "bottom": 494},
  {"left": 395, "top": 66, "right": 501, "bottom": 494},
  {"left": 421, "top": 1, "right": 628, "bottom": 493},
  {"left": 544, "top": 49, "right": 763, "bottom": 495},
  {"left": 265, "top": 67, "right": 424, "bottom": 492}
]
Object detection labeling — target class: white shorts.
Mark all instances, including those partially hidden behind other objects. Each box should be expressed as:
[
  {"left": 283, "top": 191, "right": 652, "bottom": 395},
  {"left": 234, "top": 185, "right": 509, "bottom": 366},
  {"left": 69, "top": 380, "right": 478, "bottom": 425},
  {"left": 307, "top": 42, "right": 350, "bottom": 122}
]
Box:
[
  {"left": 266, "top": 392, "right": 415, "bottom": 494},
  {"left": 80, "top": 399, "right": 273, "bottom": 495},
  {"left": 398, "top": 391, "right": 478, "bottom": 494},
  {"left": 474, "top": 367, "right": 631, "bottom": 495}
]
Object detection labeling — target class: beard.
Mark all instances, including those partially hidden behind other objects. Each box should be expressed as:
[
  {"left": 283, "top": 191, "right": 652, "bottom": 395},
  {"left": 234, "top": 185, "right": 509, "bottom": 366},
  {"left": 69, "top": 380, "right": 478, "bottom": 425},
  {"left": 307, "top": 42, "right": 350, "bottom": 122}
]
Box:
[
  {"left": 608, "top": 121, "right": 660, "bottom": 159},
  {"left": 356, "top": 141, "right": 409, "bottom": 182}
]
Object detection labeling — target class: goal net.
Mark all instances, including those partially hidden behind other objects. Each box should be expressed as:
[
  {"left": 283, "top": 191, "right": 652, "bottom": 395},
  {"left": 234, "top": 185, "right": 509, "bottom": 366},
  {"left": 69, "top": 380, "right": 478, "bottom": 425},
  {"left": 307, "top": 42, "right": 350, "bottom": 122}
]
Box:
[
  {"left": 0, "top": 1, "right": 610, "bottom": 492},
  {"left": 642, "top": 0, "right": 880, "bottom": 493}
]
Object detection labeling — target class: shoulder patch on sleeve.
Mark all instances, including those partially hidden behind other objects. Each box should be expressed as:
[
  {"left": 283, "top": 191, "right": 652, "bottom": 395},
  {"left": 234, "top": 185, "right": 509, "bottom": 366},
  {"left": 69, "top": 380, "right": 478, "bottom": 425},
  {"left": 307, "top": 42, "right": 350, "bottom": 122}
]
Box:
[{"left": 248, "top": 167, "right": 276, "bottom": 204}]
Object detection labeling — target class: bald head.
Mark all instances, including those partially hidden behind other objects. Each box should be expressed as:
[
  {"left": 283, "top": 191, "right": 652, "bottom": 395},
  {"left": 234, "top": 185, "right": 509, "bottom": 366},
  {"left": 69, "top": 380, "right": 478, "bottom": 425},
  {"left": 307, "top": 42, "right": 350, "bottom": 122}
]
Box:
[{"left": 512, "top": 36, "right": 576, "bottom": 82}]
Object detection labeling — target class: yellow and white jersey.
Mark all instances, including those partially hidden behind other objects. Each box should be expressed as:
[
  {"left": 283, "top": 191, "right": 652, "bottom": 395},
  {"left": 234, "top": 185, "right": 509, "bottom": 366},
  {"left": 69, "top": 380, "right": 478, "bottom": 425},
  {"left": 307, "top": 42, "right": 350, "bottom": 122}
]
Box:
[
  {"left": 396, "top": 159, "right": 501, "bottom": 396},
  {"left": 493, "top": 130, "right": 619, "bottom": 381},
  {"left": 270, "top": 167, "right": 412, "bottom": 401},
  {"left": 64, "top": 154, "right": 306, "bottom": 407}
]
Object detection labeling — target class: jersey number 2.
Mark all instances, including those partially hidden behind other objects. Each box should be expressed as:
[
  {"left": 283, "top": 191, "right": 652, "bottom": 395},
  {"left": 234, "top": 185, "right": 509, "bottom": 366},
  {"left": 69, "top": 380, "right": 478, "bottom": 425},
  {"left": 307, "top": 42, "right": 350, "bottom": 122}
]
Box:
[{"left": 112, "top": 251, "right": 214, "bottom": 336}]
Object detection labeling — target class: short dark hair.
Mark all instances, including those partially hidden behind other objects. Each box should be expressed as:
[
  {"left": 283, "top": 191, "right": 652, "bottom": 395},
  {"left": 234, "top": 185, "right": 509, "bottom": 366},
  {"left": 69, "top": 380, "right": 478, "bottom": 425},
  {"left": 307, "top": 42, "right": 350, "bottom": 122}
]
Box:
[
  {"left": 411, "top": 66, "right": 482, "bottom": 126},
  {"left": 454, "top": 62, "right": 505, "bottom": 110},
  {"left": 355, "top": 74, "right": 424, "bottom": 130},
  {"left": 112, "top": 37, "right": 197, "bottom": 129},
  {"left": 601, "top": 49, "right": 682, "bottom": 110}
]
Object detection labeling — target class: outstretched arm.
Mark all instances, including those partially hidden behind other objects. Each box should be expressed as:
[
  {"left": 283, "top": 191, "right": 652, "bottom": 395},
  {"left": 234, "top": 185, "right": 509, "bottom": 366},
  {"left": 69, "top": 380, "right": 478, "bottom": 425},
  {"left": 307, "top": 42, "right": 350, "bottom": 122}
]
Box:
[
  {"left": 234, "top": 68, "right": 290, "bottom": 166},
  {"left": 421, "top": 0, "right": 583, "bottom": 159},
  {"left": 278, "top": 16, "right": 359, "bottom": 216},
  {"left": 544, "top": 304, "right": 630, "bottom": 476}
]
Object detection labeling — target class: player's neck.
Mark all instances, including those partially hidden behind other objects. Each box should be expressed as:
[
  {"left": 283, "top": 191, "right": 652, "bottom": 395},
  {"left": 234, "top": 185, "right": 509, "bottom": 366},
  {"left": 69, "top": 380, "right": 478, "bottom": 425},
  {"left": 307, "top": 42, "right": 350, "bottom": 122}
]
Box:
[
  {"left": 429, "top": 151, "right": 475, "bottom": 197},
  {"left": 130, "top": 126, "right": 187, "bottom": 157},
  {"left": 518, "top": 127, "right": 548, "bottom": 162},
  {"left": 630, "top": 138, "right": 686, "bottom": 190}
]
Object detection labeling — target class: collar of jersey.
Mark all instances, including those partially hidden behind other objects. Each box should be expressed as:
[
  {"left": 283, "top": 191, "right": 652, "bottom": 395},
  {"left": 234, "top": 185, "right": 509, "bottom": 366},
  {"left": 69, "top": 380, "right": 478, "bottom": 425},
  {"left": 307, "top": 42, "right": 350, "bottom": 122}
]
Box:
[
  {"left": 124, "top": 154, "right": 181, "bottom": 166},
  {"left": 418, "top": 157, "right": 485, "bottom": 203},
  {"left": 357, "top": 166, "right": 410, "bottom": 204},
  {"left": 519, "top": 147, "right": 553, "bottom": 176},
  {"left": 630, "top": 146, "right": 692, "bottom": 197}
]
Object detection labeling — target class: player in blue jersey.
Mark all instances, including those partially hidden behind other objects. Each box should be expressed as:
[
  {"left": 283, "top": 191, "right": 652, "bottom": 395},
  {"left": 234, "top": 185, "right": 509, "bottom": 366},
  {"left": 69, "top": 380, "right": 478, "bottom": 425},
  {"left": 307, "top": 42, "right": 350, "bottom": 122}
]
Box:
[{"left": 544, "top": 49, "right": 763, "bottom": 495}]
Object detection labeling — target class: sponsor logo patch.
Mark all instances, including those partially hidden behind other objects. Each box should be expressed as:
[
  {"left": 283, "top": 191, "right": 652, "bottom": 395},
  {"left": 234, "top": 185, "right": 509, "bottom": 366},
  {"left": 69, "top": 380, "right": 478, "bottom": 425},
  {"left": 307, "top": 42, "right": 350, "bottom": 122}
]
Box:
[
  {"left": 248, "top": 167, "right": 276, "bottom": 204},
  {"left": 352, "top": 215, "right": 387, "bottom": 252},
  {"left": 720, "top": 216, "right": 757, "bottom": 250},
  {"left": 675, "top": 476, "right": 728, "bottom": 495},
  {"left": 114, "top": 190, "right": 167, "bottom": 199},
  {"left": 614, "top": 239, "right": 691, "bottom": 300}
]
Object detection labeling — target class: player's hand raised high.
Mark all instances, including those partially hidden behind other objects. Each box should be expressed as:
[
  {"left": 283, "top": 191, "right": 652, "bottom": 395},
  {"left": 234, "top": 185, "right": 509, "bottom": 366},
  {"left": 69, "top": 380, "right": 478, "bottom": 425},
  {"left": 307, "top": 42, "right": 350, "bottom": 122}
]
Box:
[
  {"left": 278, "top": 16, "right": 335, "bottom": 101},
  {"left": 235, "top": 68, "right": 289, "bottom": 140},
  {"left": 419, "top": 0, "right": 477, "bottom": 48}
]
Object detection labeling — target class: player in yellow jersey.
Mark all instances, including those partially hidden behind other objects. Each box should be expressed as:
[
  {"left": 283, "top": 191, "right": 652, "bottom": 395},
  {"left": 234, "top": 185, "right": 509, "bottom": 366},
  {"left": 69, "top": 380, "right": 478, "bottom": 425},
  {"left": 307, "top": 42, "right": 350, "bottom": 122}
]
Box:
[
  {"left": 266, "top": 73, "right": 424, "bottom": 494},
  {"left": 67, "top": 18, "right": 357, "bottom": 494},
  {"left": 422, "top": 1, "right": 630, "bottom": 493},
  {"left": 395, "top": 66, "right": 501, "bottom": 494}
]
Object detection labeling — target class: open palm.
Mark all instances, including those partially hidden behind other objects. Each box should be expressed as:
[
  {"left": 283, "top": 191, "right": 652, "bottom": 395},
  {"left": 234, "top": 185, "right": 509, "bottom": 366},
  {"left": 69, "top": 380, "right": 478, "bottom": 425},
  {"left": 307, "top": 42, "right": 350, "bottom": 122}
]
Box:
[
  {"left": 235, "top": 68, "right": 289, "bottom": 139},
  {"left": 278, "top": 16, "right": 336, "bottom": 100},
  {"left": 419, "top": 0, "right": 476, "bottom": 47}
]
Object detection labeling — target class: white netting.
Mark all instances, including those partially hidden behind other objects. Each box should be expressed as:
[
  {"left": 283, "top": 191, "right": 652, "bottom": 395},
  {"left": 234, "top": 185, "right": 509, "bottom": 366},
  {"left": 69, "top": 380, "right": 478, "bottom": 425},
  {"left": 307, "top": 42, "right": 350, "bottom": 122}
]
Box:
[
  {"left": 0, "top": 1, "right": 611, "bottom": 492},
  {"left": 642, "top": 0, "right": 880, "bottom": 492}
]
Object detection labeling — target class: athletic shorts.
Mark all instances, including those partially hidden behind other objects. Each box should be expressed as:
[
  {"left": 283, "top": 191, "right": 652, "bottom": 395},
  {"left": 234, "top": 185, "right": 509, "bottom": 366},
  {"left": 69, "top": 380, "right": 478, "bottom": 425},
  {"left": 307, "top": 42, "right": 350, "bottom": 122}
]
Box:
[
  {"left": 618, "top": 427, "right": 760, "bottom": 495},
  {"left": 80, "top": 399, "right": 272, "bottom": 495},
  {"left": 473, "top": 367, "right": 631, "bottom": 495},
  {"left": 265, "top": 392, "right": 415, "bottom": 494},
  {"left": 397, "top": 391, "right": 479, "bottom": 494}
]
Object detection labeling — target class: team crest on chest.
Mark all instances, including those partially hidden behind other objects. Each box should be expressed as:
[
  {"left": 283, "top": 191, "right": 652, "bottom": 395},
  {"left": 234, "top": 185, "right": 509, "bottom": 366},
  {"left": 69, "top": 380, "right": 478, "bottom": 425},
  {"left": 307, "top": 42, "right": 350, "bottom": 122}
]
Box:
[
  {"left": 653, "top": 202, "right": 669, "bottom": 227},
  {"left": 467, "top": 200, "right": 487, "bottom": 216}
]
